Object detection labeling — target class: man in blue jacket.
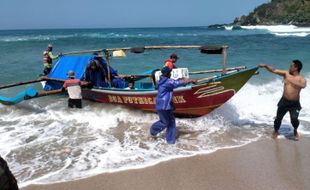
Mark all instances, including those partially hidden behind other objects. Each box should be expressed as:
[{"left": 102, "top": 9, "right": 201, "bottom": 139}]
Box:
[
  {"left": 150, "top": 67, "right": 196, "bottom": 144},
  {"left": 83, "top": 60, "right": 108, "bottom": 88}
]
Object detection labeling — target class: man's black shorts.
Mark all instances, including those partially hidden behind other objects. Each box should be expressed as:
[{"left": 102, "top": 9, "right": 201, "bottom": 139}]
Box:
[
  {"left": 277, "top": 97, "right": 301, "bottom": 110},
  {"left": 68, "top": 98, "right": 82, "bottom": 108}
]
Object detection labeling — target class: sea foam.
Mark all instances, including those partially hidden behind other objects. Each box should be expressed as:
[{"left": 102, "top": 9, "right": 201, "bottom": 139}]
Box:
[
  {"left": 1, "top": 74, "right": 309, "bottom": 188},
  {"left": 0, "top": 34, "right": 78, "bottom": 42},
  {"left": 240, "top": 25, "right": 310, "bottom": 37}
]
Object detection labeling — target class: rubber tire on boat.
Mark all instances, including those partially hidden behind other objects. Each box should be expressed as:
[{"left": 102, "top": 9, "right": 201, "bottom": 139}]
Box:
[
  {"left": 200, "top": 46, "right": 223, "bottom": 54},
  {"left": 131, "top": 47, "right": 145, "bottom": 53}
]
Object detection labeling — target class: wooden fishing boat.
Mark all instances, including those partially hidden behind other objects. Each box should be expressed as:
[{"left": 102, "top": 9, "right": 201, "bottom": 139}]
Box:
[
  {"left": 82, "top": 67, "right": 257, "bottom": 117},
  {"left": 0, "top": 45, "right": 258, "bottom": 118}
]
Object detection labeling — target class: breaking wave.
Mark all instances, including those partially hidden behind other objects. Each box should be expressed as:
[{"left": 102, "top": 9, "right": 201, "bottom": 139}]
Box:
[
  {"left": 0, "top": 32, "right": 200, "bottom": 42},
  {"left": 1, "top": 25, "right": 310, "bottom": 43},
  {"left": 240, "top": 25, "right": 310, "bottom": 37},
  {"left": 220, "top": 24, "right": 310, "bottom": 37}
]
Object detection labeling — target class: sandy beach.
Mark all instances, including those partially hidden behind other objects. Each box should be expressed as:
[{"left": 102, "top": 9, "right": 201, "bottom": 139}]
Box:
[{"left": 22, "top": 137, "right": 310, "bottom": 190}]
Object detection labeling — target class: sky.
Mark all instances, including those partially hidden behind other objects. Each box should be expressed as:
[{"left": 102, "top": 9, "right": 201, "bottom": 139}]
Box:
[{"left": 0, "top": 0, "right": 270, "bottom": 30}]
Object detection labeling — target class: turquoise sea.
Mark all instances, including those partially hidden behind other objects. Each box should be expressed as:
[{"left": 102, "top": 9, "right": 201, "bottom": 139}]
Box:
[{"left": 0, "top": 26, "right": 310, "bottom": 187}]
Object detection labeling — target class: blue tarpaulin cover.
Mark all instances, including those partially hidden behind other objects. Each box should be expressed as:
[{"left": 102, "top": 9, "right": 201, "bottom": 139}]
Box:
[
  {"left": 50, "top": 56, "right": 94, "bottom": 80},
  {"left": 44, "top": 56, "right": 94, "bottom": 90},
  {"left": 44, "top": 55, "right": 120, "bottom": 90}
]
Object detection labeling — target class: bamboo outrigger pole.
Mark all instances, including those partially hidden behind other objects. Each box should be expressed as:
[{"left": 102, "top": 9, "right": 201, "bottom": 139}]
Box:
[
  {"left": 117, "top": 45, "right": 226, "bottom": 55},
  {"left": 0, "top": 77, "right": 65, "bottom": 90},
  {"left": 36, "top": 89, "right": 63, "bottom": 97},
  {"left": 0, "top": 79, "right": 44, "bottom": 90},
  {"left": 196, "top": 75, "right": 218, "bottom": 83},
  {"left": 0, "top": 78, "right": 66, "bottom": 105},
  {"left": 61, "top": 49, "right": 104, "bottom": 56},
  {"left": 106, "top": 45, "right": 202, "bottom": 53},
  {"left": 189, "top": 66, "right": 246, "bottom": 75},
  {"left": 60, "top": 46, "right": 203, "bottom": 56},
  {"left": 60, "top": 45, "right": 227, "bottom": 56},
  {"left": 114, "top": 66, "right": 246, "bottom": 79}
]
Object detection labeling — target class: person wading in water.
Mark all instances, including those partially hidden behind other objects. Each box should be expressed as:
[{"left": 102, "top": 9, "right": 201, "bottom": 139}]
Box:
[
  {"left": 150, "top": 66, "right": 197, "bottom": 144},
  {"left": 259, "top": 60, "right": 307, "bottom": 140}
]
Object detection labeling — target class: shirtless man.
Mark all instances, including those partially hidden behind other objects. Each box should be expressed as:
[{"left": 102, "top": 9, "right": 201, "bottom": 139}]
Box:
[{"left": 259, "top": 60, "right": 307, "bottom": 140}]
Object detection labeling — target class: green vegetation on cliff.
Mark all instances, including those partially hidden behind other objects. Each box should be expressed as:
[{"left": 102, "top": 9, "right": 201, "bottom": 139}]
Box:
[{"left": 233, "top": 0, "right": 310, "bottom": 26}]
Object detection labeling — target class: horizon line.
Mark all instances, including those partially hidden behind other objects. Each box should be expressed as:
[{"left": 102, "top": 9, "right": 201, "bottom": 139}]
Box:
[{"left": 0, "top": 25, "right": 214, "bottom": 31}]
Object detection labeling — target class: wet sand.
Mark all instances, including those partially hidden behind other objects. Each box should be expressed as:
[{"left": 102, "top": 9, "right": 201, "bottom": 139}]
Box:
[{"left": 22, "top": 137, "right": 310, "bottom": 190}]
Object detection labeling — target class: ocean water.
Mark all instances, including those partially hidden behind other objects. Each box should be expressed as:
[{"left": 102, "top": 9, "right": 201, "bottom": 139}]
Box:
[{"left": 0, "top": 26, "right": 310, "bottom": 187}]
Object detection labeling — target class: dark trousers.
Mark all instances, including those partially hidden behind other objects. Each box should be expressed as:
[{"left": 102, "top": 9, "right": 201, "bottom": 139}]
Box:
[
  {"left": 274, "top": 97, "right": 301, "bottom": 135},
  {"left": 68, "top": 98, "right": 82, "bottom": 108},
  {"left": 43, "top": 67, "right": 52, "bottom": 76},
  {"left": 150, "top": 110, "right": 176, "bottom": 144}
]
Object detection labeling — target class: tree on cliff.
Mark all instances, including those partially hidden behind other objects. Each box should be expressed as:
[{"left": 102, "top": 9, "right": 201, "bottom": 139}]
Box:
[{"left": 233, "top": 0, "right": 310, "bottom": 26}]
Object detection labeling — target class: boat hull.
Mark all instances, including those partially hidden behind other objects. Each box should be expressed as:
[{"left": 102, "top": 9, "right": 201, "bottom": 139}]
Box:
[{"left": 82, "top": 67, "right": 258, "bottom": 117}]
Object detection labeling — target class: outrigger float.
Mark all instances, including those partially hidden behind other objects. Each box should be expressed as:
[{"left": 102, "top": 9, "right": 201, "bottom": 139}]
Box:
[{"left": 0, "top": 45, "right": 258, "bottom": 118}]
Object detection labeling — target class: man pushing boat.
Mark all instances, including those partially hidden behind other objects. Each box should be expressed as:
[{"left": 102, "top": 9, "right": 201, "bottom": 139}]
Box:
[
  {"left": 150, "top": 66, "right": 197, "bottom": 144},
  {"left": 259, "top": 60, "right": 307, "bottom": 140}
]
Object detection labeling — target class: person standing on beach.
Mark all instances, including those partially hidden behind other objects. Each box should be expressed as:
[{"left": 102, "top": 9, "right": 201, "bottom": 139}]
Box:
[
  {"left": 42, "top": 44, "right": 61, "bottom": 75},
  {"left": 164, "top": 53, "right": 178, "bottom": 69},
  {"left": 150, "top": 66, "right": 196, "bottom": 144},
  {"left": 259, "top": 60, "right": 307, "bottom": 140},
  {"left": 62, "top": 71, "right": 83, "bottom": 109}
]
